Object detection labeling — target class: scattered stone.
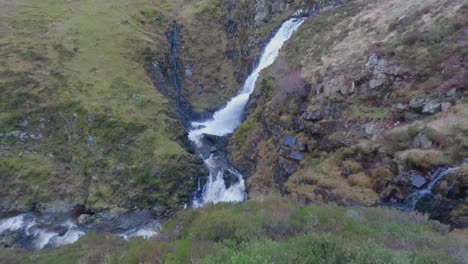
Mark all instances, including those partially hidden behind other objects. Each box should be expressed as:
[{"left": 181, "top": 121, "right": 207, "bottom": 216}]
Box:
[
  {"left": 369, "top": 73, "right": 388, "bottom": 89},
  {"left": 301, "top": 110, "right": 323, "bottom": 121},
  {"left": 441, "top": 102, "right": 451, "bottom": 112},
  {"left": 283, "top": 135, "right": 296, "bottom": 148},
  {"left": 413, "top": 133, "right": 433, "bottom": 149},
  {"left": 363, "top": 122, "right": 383, "bottom": 136},
  {"left": 254, "top": 0, "right": 269, "bottom": 26},
  {"left": 391, "top": 103, "right": 407, "bottom": 111},
  {"left": 422, "top": 101, "right": 442, "bottom": 115},
  {"left": 289, "top": 151, "right": 303, "bottom": 161},
  {"left": 77, "top": 214, "right": 93, "bottom": 225},
  {"left": 409, "top": 97, "right": 427, "bottom": 112},
  {"left": 366, "top": 54, "right": 379, "bottom": 68},
  {"left": 446, "top": 88, "right": 458, "bottom": 98}
]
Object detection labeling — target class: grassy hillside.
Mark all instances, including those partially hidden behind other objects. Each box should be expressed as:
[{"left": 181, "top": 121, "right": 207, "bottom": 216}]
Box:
[
  {"left": 1, "top": 198, "right": 466, "bottom": 263},
  {"left": 0, "top": 0, "right": 209, "bottom": 215}
]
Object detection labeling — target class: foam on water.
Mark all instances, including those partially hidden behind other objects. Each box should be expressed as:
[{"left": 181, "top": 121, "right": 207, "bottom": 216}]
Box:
[
  {"left": 189, "top": 17, "right": 305, "bottom": 144},
  {"left": 0, "top": 215, "right": 26, "bottom": 234}
]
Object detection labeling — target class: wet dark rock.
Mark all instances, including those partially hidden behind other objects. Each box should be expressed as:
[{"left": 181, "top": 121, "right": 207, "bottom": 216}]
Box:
[
  {"left": 224, "top": 50, "right": 239, "bottom": 60},
  {"left": 225, "top": 19, "right": 238, "bottom": 38},
  {"left": 223, "top": 170, "right": 240, "bottom": 189},
  {"left": 209, "top": 146, "right": 218, "bottom": 153},
  {"left": 279, "top": 158, "right": 297, "bottom": 176}
]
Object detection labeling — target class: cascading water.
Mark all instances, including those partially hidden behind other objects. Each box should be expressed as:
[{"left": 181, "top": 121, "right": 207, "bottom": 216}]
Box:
[
  {"left": 189, "top": 17, "right": 306, "bottom": 206},
  {"left": 0, "top": 211, "right": 160, "bottom": 249},
  {"left": 403, "top": 167, "right": 458, "bottom": 210}
]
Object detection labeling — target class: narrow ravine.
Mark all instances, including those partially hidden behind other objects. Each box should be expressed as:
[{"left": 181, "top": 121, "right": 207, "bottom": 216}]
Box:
[
  {"left": 0, "top": 16, "right": 307, "bottom": 250},
  {"left": 189, "top": 17, "right": 306, "bottom": 206}
]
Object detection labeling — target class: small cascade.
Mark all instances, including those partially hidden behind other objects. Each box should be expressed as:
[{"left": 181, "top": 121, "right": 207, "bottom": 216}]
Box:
[
  {"left": 403, "top": 167, "right": 458, "bottom": 210},
  {"left": 189, "top": 17, "right": 306, "bottom": 206}
]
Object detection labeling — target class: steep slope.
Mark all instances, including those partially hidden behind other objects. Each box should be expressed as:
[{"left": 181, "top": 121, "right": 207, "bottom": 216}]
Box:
[
  {"left": 0, "top": 0, "right": 327, "bottom": 217},
  {"left": 0, "top": 0, "right": 208, "bottom": 216},
  {"left": 229, "top": 0, "right": 467, "bottom": 226}
]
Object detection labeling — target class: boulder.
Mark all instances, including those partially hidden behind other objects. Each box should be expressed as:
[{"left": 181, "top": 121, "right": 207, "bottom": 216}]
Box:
[
  {"left": 391, "top": 103, "right": 407, "bottom": 111},
  {"left": 410, "top": 172, "right": 427, "bottom": 188},
  {"left": 283, "top": 135, "right": 296, "bottom": 148},
  {"left": 422, "top": 101, "right": 442, "bottom": 115},
  {"left": 301, "top": 110, "right": 323, "bottom": 121},
  {"left": 209, "top": 146, "right": 218, "bottom": 153},
  {"left": 289, "top": 151, "right": 303, "bottom": 161},
  {"left": 409, "top": 97, "right": 427, "bottom": 112},
  {"left": 413, "top": 133, "right": 433, "bottom": 149},
  {"left": 254, "top": 0, "right": 269, "bottom": 26},
  {"left": 369, "top": 73, "right": 388, "bottom": 89},
  {"left": 77, "top": 214, "right": 93, "bottom": 225},
  {"left": 366, "top": 54, "right": 379, "bottom": 68}
]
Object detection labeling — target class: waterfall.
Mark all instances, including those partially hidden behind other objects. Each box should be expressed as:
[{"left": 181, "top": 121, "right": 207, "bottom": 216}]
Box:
[
  {"left": 189, "top": 17, "right": 306, "bottom": 206},
  {"left": 403, "top": 167, "right": 458, "bottom": 210}
]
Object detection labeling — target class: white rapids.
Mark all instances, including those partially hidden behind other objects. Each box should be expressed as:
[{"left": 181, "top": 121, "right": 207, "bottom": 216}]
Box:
[
  {"left": 189, "top": 17, "right": 306, "bottom": 205},
  {"left": 0, "top": 213, "right": 160, "bottom": 249},
  {"left": 0, "top": 214, "right": 85, "bottom": 249}
]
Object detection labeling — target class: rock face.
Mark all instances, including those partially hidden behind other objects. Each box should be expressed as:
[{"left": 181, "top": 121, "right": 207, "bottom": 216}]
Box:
[{"left": 229, "top": 0, "right": 468, "bottom": 223}]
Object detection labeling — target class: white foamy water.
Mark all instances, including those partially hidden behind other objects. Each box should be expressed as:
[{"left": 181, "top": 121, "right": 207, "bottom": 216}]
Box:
[
  {"left": 193, "top": 155, "right": 246, "bottom": 206},
  {"left": 0, "top": 214, "right": 85, "bottom": 249},
  {"left": 0, "top": 215, "right": 28, "bottom": 234},
  {"left": 189, "top": 17, "right": 305, "bottom": 144},
  {"left": 190, "top": 17, "right": 306, "bottom": 205}
]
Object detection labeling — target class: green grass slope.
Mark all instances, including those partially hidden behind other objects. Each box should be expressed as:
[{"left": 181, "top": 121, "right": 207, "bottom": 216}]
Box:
[
  {"left": 1, "top": 198, "right": 466, "bottom": 263},
  {"left": 0, "top": 0, "right": 206, "bottom": 215}
]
